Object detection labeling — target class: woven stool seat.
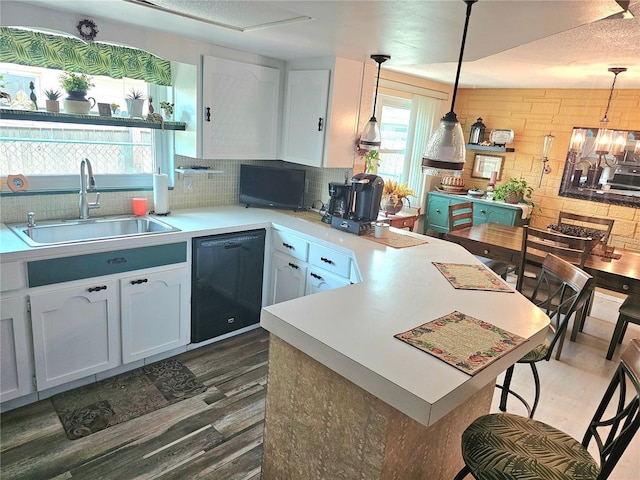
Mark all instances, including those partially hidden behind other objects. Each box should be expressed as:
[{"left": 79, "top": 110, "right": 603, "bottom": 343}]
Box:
[{"left": 461, "top": 413, "right": 599, "bottom": 479}]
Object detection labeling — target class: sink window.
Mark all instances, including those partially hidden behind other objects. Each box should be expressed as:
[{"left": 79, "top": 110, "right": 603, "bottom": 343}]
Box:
[{"left": 0, "top": 27, "right": 175, "bottom": 193}]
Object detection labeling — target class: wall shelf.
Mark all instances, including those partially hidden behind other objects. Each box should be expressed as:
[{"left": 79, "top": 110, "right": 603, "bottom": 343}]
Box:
[
  {"left": 0, "top": 108, "right": 186, "bottom": 131},
  {"left": 466, "top": 144, "right": 515, "bottom": 153}
]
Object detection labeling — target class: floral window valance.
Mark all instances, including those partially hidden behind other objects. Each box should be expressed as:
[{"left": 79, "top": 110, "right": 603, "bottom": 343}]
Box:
[{"left": 0, "top": 27, "right": 171, "bottom": 86}]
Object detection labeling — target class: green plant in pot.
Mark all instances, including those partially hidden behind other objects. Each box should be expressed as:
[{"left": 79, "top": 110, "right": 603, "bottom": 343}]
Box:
[
  {"left": 126, "top": 88, "right": 145, "bottom": 119},
  {"left": 492, "top": 177, "right": 534, "bottom": 204},
  {"left": 59, "top": 72, "right": 95, "bottom": 114},
  {"left": 381, "top": 180, "right": 415, "bottom": 214},
  {"left": 44, "top": 88, "right": 62, "bottom": 113}
]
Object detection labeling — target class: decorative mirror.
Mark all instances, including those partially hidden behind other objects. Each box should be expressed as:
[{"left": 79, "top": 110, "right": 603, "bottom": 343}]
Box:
[{"left": 559, "top": 127, "right": 640, "bottom": 208}]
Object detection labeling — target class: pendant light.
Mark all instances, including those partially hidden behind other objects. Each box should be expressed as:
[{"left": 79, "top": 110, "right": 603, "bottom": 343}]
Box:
[
  {"left": 595, "top": 67, "right": 627, "bottom": 155},
  {"left": 422, "top": 0, "right": 477, "bottom": 176},
  {"left": 358, "top": 54, "right": 391, "bottom": 152}
]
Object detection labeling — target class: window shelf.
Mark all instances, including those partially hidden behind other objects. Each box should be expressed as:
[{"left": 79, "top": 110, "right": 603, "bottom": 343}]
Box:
[
  {"left": 466, "top": 144, "right": 515, "bottom": 153},
  {"left": 0, "top": 108, "right": 186, "bottom": 131}
]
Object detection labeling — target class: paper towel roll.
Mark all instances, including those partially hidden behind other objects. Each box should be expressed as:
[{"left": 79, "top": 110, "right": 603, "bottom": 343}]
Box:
[{"left": 153, "top": 173, "right": 169, "bottom": 214}]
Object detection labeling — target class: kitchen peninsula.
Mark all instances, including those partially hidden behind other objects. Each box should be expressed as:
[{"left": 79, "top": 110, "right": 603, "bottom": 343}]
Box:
[{"left": 0, "top": 206, "right": 548, "bottom": 478}]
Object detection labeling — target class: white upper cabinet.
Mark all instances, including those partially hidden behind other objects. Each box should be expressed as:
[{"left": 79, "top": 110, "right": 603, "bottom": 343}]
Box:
[
  {"left": 282, "top": 57, "right": 364, "bottom": 168},
  {"left": 177, "top": 56, "right": 280, "bottom": 159},
  {"left": 202, "top": 56, "right": 280, "bottom": 160}
]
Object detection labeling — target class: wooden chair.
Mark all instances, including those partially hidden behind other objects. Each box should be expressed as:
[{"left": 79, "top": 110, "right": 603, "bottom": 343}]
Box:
[
  {"left": 455, "top": 338, "right": 640, "bottom": 480},
  {"left": 606, "top": 295, "right": 640, "bottom": 360},
  {"left": 498, "top": 254, "right": 593, "bottom": 418},
  {"left": 558, "top": 211, "right": 614, "bottom": 244},
  {"left": 447, "top": 202, "right": 511, "bottom": 278},
  {"left": 516, "top": 225, "right": 591, "bottom": 292}
]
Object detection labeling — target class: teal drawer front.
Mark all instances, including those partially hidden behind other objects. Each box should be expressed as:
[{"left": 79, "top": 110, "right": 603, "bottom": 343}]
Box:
[{"left": 28, "top": 242, "right": 187, "bottom": 287}]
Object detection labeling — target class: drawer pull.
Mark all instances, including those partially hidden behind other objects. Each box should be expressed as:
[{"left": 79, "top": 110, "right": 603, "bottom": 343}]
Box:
[
  {"left": 288, "top": 262, "right": 299, "bottom": 270},
  {"left": 87, "top": 285, "right": 107, "bottom": 293},
  {"left": 623, "top": 284, "right": 629, "bottom": 291},
  {"left": 320, "top": 257, "right": 334, "bottom": 265},
  {"left": 107, "top": 257, "right": 127, "bottom": 264},
  {"left": 483, "top": 249, "right": 490, "bottom": 255},
  {"left": 130, "top": 278, "right": 148, "bottom": 285},
  {"left": 311, "top": 272, "right": 322, "bottom": 280},
  {"left": 282, "top": 242, "right": 294, "bottom": 250}
]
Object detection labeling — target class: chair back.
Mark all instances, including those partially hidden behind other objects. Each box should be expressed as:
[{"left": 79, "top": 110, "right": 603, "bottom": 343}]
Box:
[
  {"left": 449, "top": 202, "right": 474, "bottom": 232},
  {"left": 527, "top": 253, "right": 593, "bottom": 360},
  {"left": 583, "top": 338, "right": 640, "bottom": 480},
  {"left": 524, "top": 226, "right": 591, "bottom": 267},
  {"left": 558, "top": 211, "right": 614, "bottom": 244}
]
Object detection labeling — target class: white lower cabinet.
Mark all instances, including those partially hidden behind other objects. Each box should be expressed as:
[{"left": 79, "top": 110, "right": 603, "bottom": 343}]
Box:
[
  {"left": 270, "top": 252, "right": 307, "bottom": 305},
  {"left": 120, "top": 266, "right": 190, "bottom": 363},
  {"left": 30, "top": 280, "right": 120, "bottom": 391},
  {"left": 306, "top": 268, "right": 350, "bottom": 295},
  {"left": 0, "top": 295, "right": 33, "bottom": 402},
  {"left": 269, "top": 228, "right": 355, "bottom": 303}
]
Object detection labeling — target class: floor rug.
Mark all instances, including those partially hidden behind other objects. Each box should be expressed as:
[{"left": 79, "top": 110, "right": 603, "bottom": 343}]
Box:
[
  {"left": 395, "top": 311, "right": 527, "bottom": 375},
  {"left": 51, "top": 358, "right": 207, "bottom": 440}
]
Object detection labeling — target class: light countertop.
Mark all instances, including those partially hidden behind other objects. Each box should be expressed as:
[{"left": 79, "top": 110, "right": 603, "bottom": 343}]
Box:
[{"left": 1, "top": 206, "right": 549, "bottom": 426}]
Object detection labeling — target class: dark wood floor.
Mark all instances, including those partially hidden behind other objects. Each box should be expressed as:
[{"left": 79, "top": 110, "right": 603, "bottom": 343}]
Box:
[
  {"left": 2, "top": 294, "right": 639, "bottom": 479},
  {"left": 0, "top": 327, "right": 269, "bottom": 480}
]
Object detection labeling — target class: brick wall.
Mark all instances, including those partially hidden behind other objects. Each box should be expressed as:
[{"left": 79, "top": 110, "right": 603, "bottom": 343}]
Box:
[{"left": 456, "top": 88, "right": 640, "bottom": 251}]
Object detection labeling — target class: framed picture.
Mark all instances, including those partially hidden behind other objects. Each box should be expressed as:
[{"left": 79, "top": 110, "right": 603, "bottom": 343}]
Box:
[
  {"left": 472, "top": 154, "right": 504, "bottom": 180},
  {"left": 97, "top": 102, "right": 111, "bottom": 117}
]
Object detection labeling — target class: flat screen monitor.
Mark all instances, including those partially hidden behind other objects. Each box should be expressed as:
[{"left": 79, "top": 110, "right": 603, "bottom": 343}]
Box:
[{"left": 240, "top": 164, "right": 306, "bottom": 211}]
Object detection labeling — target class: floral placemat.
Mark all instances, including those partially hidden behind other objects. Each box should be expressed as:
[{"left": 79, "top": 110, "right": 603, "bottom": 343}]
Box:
[
  {"left": 433, "top": 262, "right": 513, "bottom": 292},
  {"left": 395, "top": 311, "right": 527, "bottom": 375}
]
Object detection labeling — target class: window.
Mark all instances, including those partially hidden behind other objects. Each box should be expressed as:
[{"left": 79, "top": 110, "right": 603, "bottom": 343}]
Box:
[
  {"left": 376, "top": 96, "right": 412, "bottom": 185},
  {"left": 1, "top": 63, "right": 174, "bottom": 193}
]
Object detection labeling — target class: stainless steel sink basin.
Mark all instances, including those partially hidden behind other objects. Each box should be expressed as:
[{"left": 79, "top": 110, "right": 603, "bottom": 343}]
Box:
[{"left": 8, "top": 215, "right": 180, "bottom": 247}]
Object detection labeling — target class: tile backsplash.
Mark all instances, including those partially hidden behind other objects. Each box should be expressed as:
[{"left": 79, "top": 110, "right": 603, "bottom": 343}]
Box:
[{"left": 0, "top": 156, "right": 353, "bottom": 224}]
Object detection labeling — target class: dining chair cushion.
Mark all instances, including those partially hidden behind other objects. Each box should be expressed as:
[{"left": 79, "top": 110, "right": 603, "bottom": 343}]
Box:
[
  {"left": 518, "top": 338, "right": 550, "bottom": 363},
  {"left": 460, "top": 412, "right": 599, "bottom": 479}
]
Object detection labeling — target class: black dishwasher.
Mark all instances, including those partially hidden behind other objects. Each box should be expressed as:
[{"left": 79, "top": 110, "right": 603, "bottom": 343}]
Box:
[{"left": 191, "top": 229, "right": 266, "bottom": 342}]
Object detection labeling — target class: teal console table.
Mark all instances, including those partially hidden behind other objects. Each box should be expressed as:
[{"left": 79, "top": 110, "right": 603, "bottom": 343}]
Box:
[{"left": 424, "top": 191, "right": 530, "bottom": 235}]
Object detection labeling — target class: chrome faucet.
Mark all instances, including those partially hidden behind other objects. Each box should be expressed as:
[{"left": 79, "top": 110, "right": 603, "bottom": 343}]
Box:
[{"left": 79, "top": 158, "right": 100, "bottom": 219}]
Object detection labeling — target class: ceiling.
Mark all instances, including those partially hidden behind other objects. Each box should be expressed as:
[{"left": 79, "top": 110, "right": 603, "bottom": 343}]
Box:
[{"left": 19, "top": 0, "right": 640, "bottom": 89}]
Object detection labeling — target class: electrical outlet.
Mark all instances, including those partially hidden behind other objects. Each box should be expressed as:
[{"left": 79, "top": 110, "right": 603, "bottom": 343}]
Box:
[{"left": 184, "top": 176, "right": 193, "bottom": 191}]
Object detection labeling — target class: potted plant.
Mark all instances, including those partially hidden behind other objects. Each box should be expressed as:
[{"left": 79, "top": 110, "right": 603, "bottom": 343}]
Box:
[
  {"left": 381, "top": 180, "right": 415, "bottom": 214},
  {"left": 364, "top": 149, "right": 380, "bottom": 173},
  {"left": 160, "top": 101, "right": 174, "bottom": 120},
  {"left": 59, "top": 71, "right": 95, "bottom": 114},
  {"left": 125, "top": 88, "right": 145, "bottom": 118},
  {"left": 44, "top": 88, "right": 62, "bottom": 112},
  {"left": 492, "top": 177, "right": 534, "bottom": 204}
]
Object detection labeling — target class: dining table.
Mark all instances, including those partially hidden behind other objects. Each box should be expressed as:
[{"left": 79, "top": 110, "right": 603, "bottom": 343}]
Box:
[{"left": 446, "top": 222, "right": 640, "bottom": 340}]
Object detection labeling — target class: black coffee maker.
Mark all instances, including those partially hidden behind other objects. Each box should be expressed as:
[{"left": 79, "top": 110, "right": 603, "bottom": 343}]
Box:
[
  {"left": 351, "top": 173, "right": 384, "bottom": 222},
  {"left": 329, "top": 173, "right": 384, "bottom": 235},
  {"left": 322, "top": 182, "right": 353, "bottom": 224}
]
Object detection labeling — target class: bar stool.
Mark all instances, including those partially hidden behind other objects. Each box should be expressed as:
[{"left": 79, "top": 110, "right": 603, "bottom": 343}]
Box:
[{"left": 606, "top": 295, "right": 640, "bottom": 360}]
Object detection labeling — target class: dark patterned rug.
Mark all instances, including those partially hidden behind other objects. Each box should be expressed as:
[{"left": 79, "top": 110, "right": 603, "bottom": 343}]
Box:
[{"left": 51, "top": 358, "right": 207, "bottom": 440}]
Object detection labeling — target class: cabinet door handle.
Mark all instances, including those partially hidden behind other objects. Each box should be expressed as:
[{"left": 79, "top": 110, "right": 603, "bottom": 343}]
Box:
[
  {"left": 480, "top": 209, "right": 487, "bottom": 214},
  {"left": 206, "top": 107, "right": 211, "bottom": 122},
  {"left": 107, "top": 257, "right": 127, "bottom": 264},
  {"left": 436, "top": 209, "right": 441, "bottom": 214},
  {"left": 87, "top": 285, "right": 107, "bottom": 292},
  {"left": 320, "top": 257, "right": 334, "bottom": 265},
  {"left": 310, "top": 272, "right": 322, "bottom": 280},
  {"left": 282, "top": 242, "right": 294, "bottom": 249},
  {"left": 318, "top": 117, "right": 323, "bottom": 131},
  {"left": 130, "top": 278, "right": 148, "bottom": 285},
  {"left": 288, "top": 262, "right": 299, "bottom": 270}
]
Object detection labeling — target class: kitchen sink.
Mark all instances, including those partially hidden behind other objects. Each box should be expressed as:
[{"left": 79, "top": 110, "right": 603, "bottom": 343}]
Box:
[{"left": 8, "top": 215, "right": 180, "bottom": 247}]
